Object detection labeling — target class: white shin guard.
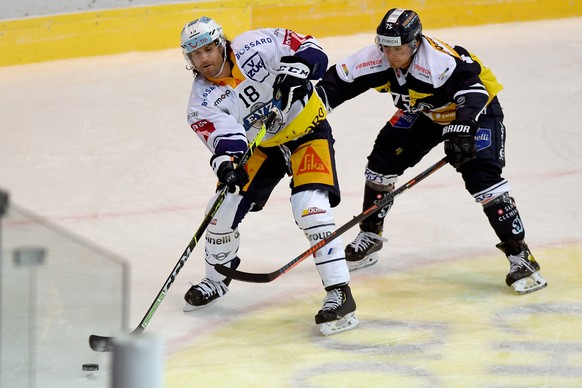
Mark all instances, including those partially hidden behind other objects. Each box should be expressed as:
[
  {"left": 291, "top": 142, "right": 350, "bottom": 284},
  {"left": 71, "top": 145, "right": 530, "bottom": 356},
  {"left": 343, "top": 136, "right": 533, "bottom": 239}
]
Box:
[
  {"left": 204, "top": 192, "right": 243, "bottom": 281},
  {"left": 291, "top": 190, "right": 350, "bottom": 288}
]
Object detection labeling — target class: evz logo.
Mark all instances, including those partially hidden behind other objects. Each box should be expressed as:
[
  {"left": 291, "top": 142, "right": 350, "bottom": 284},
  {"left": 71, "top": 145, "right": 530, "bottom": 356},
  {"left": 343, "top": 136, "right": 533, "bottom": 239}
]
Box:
[{"left": 242, "top": 101, "right": 280, "bottom": 132}]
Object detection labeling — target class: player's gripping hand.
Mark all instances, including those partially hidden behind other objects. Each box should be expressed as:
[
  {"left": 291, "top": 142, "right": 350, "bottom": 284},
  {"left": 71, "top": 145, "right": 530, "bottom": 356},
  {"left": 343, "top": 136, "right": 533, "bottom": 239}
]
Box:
[
  {"left": 212, "top": 155, "right": 249, "bottom": 193},
  {"left": 442, "top": 118, "right": 479, "bottom": 168},
  {"left": 273, "top": 56, "right": 312, "bottom": 112}
]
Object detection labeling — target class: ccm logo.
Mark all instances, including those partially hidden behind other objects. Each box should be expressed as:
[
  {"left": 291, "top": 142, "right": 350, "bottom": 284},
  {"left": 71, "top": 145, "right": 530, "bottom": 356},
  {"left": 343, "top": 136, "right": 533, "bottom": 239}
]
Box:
[{"left": 278, "top": 63, "right": 309, "bottom": 79}]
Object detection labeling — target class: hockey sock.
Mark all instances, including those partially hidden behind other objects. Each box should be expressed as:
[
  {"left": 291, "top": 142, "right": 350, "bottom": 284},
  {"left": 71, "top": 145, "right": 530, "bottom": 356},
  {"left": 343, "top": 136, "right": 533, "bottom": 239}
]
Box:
[
  {"left": 482, "top": 192, "right": 525, "bottom": 243},
  {"left": 359, "top": 184, "right": 391, "bottom": 234}
]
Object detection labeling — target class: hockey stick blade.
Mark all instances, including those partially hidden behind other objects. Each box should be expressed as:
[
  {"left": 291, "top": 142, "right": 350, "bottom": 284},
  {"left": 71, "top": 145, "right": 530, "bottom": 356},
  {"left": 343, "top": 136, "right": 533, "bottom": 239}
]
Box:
[
  {"left": 215, "top": 157, "right": 448, "bottom": 283},
  {"left": 89, "top": 325, "right": 146, "bottom": 352},
  {"left": 89, "top": 334, "right": 114, "bottom": 352},
  {"left": 88, "top": 111, "right": 277, "bottom": 352}
]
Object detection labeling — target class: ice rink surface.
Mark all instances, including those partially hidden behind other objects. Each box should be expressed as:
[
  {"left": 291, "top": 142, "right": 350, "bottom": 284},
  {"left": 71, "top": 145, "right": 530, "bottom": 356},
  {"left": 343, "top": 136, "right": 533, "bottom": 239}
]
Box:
[{"left": 1, "top": 17, "right": 582, "bottom": 387}]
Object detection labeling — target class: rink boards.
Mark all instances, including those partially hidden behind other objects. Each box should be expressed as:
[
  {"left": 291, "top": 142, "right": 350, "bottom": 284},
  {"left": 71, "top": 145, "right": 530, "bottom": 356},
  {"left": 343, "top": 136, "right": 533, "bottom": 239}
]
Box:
[{"left": 1, "top": 0, "right": 582, "bottom": 66}]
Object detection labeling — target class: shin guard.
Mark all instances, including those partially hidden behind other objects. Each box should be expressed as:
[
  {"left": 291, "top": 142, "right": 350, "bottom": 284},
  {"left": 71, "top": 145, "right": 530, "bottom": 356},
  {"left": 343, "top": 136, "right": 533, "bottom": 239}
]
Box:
[
  {"left": 482, "top": 192, "right": 525, "bottom": 242},
  {"left": 291, "top": 190, "right": 349, "bottom": 288},
  {"left": 361, "top": 167, "right": 397, "bottom": 234}
]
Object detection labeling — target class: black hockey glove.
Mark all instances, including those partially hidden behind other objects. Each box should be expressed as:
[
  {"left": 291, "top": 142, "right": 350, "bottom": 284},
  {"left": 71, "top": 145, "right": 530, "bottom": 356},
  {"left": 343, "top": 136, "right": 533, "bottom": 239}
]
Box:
[
  {"left": 212, "top": 155, "right": 249, "bottom": 193},
  {"left": 273, "top": 56, "right": 313, "bottom": 112},
  {"left": 442, "top": 118, "right": 479, "bottom": 168}
]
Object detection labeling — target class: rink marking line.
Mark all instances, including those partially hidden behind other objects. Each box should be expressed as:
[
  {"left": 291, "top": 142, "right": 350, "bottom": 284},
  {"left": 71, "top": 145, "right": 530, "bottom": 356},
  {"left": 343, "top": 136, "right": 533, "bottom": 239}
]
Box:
[{"left": 5, "top": 166, "right": 581, "bottom": 226}]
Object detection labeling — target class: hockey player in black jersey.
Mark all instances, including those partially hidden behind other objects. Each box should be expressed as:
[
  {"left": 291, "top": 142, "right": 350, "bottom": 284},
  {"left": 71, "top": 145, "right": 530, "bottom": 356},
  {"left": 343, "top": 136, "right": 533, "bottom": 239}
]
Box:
[{"left": 316, "top": 8, "right": 546, "bottom": 294}]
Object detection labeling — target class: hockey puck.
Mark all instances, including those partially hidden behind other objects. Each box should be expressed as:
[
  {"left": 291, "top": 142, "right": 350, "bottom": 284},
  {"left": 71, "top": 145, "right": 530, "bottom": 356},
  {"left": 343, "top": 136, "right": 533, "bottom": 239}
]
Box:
[{"left": 82, "top": 363, "right": 99, "bottom": 371}]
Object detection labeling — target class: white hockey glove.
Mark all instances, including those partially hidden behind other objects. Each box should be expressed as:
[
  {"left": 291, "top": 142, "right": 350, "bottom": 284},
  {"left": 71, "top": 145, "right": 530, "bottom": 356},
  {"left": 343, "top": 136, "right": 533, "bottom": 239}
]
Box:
[{"left": 273, "top": 56, "right": 312, "bottom": 112}]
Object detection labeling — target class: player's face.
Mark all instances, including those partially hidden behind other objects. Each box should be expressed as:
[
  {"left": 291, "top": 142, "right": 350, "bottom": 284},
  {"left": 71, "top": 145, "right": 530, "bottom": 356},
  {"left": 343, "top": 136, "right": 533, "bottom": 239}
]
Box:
[
  {"left": 382, "top": 44, "right": 414, "bottom": 69},
  {"left": 190, "top": 42, "right": 228, "bottom": 78}
]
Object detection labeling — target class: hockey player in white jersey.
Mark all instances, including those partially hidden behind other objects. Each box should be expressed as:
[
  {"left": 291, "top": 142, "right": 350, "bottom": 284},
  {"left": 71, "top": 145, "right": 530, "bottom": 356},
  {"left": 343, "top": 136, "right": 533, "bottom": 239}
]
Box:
[
  {"left": 180, "top": 16, "right": 358, "bottom": 335},
  {"left": 316, "top": 8, "right": 547, "bottom": 294}
]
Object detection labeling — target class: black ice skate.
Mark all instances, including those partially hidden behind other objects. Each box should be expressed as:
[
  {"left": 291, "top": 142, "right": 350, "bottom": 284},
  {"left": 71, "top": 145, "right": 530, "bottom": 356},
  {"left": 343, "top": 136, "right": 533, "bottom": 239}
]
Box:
[
  {"left": 183, "top": 257, "right": 240, "bottom": 312},
  {"left": 345, "top": 231, "right": 387, "bottom": 271},
  {"left": 315, "top": 284, "right": 359, "bottom": 336},
  {"left": 497, "top": 240, "right": 547, "bottom": 294},
  {"left": 183, "top": 277, "right": 231, "bottom": 312}
]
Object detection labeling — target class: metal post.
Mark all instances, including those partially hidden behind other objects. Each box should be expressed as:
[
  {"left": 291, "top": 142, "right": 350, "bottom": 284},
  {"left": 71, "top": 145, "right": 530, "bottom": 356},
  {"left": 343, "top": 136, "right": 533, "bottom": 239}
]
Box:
[
  {"left": 0, "top": 190, "right": 6, "bottom": 385},
  {"left": 112, "top": 334, "right": 163, "bottom": 388},
  {"left": 0, "top": 190, "right": 7, "bottom": 217},
  {"left": 13, "top": 247, "right": 46, "bottom": 388}
]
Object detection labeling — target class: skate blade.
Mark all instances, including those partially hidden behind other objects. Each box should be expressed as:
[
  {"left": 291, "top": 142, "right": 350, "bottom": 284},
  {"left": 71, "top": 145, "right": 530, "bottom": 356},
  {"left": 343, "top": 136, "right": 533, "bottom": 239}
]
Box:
[
  {"left": 347, "top": 253, "right": 379, "bottom": 272},
  {"left": 511, "top": 272, "right": 548, "bottom": 295},
  {"left": 319, "top": 312, "right": 359, "bottom": 336},
  {"left": 183, "top": 300, "right": 218, "bottom": 312}
]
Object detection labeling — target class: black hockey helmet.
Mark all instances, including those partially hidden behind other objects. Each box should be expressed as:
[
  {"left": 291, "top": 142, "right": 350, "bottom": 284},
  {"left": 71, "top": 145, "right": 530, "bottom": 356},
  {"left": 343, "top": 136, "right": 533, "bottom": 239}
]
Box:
[{"left": 376, "top": 8, "right": 422, "bottom": 47}]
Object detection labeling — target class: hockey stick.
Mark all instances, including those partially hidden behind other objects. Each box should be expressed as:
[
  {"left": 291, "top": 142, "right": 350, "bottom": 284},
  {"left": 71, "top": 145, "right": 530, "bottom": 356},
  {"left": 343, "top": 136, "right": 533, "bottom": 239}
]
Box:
[
  {"left": 215, "top": 157, "right": 448, "bottom": 283},
  {"left": 88, "top": 111, "right": 278, "bottom": 352}
]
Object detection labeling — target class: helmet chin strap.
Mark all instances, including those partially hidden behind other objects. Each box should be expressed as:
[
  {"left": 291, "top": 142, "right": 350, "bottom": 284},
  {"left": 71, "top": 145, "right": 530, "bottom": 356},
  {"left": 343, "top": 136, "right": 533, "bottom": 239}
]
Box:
[
  {"left": 411, "top": 39, "right": 420, "bottom": 55},
  {"left": 211, "top": 45, "right": 228, "bottom": 78}
]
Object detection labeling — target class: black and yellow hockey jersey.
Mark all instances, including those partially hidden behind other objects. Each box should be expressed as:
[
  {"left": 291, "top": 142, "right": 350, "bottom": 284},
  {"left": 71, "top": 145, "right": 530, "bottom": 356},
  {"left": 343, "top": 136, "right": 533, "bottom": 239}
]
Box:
[{"left": 317, "top": 35, "right": 503, "bottom": 125}]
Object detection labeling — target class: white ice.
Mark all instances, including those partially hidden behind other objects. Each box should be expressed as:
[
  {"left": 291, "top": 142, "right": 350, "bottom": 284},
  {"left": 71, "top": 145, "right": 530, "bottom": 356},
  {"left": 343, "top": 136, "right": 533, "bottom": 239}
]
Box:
[{"left": 1, "top": 17, "right": 582, "bottom": 387}]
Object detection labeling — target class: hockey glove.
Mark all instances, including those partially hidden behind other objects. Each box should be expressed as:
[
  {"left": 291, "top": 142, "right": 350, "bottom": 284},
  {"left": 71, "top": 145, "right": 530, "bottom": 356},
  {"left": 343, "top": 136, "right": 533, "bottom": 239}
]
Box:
[
  {"left": 442, "top": 118, "right": 479, "bottom": 168},
  {"left": 212, "top": 155, "right": 250, "bottom": 193},
  {"left": 273, "top": 56, "right": 313, "bottom": 112}
]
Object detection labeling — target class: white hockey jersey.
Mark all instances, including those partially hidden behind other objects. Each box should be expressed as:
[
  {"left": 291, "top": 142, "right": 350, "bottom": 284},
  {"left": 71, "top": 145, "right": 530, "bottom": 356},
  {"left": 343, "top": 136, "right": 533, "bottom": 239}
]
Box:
[{"left": 186, "top": 28, "right": 328, "bottom": 158}]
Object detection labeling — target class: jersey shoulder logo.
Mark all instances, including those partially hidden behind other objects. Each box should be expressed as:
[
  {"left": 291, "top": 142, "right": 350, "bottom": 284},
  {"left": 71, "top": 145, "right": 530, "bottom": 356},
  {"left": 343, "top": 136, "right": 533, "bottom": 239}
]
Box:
[{"left": 283, "top": 30, "right": 309, "bottom": 50}]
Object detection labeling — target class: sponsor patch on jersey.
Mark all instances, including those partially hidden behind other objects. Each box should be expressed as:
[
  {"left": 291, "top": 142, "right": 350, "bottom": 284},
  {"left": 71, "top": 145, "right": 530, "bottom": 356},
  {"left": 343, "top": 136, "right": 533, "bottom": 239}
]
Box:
[
  {"left": 283, "top": 30, "right": 309, "bottom": 51},
  {"left": 413, "top": 63, "right": 431, "bottom": 78},
  {"left": 340, "top": 63, "right": 349, "bottom": 76},
  {"left": 191, "top": 119, "right": 216, "bottom": 141},
  {"left": 213, "top": 89, "right": 232, "bottom": 107},
  {"left": 301, "top": 207, "right": 327, "bottom": 217},
  {"left": 475, "top": 128, "right": 492, "bottom": 151},
  {"left": 242, "top": 52, "right": 269, "bottom": 82},
  {"left": 235, "top": 37, "right": 274, "bottom": 60},
  {"left": 389, "top": 109, "right": 418, "bottom": 128},
  {"left": 355, "top": 59, "right": 383, "bottom": 71},
  {"left": 438, "top": 67, "right": 451, "bottom": 80}
]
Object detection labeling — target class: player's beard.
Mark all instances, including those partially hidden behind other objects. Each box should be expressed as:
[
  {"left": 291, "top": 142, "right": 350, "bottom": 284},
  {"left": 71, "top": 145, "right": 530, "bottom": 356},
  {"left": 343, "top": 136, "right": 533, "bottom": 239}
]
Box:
[
  {"left": 199, "top": 62, "right": 222, "bottom": 78},
  {"left": 199, "top": 48, "right": 228, "bottom": 79}
]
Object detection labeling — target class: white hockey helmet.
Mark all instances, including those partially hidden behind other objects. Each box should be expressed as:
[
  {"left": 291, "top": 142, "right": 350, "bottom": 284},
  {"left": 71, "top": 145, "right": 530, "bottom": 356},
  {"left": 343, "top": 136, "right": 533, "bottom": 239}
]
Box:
[{"left": 180, "top": 16, "right": 226, "bottom": 66}]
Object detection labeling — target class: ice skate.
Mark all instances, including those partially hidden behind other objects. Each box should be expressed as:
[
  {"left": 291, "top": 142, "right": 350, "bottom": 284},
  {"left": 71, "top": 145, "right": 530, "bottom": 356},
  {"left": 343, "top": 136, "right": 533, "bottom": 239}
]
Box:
[
  {"left": 497, "top": 241, "right": 547, "bottom": 294},
  {"left": 345, "top": 231, "right": 387, "bottom": 271},
  {"left": 183, "top": 277, "right": 231, "bottom": 312},
  {"left": 315, "top": 285, "right": 359, "bottom": 336},
  {"left": 183, "top": 257, "right": 240, "bottom": 311}
]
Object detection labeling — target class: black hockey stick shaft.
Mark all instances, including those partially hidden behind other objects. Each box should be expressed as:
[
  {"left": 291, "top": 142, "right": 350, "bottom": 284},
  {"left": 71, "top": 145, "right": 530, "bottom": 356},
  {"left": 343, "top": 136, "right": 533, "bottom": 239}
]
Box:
[
  {"left": 215, "top": 157, "right": 448, "bottom": 283},
  {"left": 89, "top": 112, "right": 277, "bottom": 352}
]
